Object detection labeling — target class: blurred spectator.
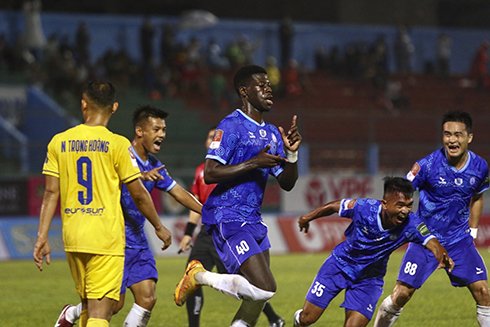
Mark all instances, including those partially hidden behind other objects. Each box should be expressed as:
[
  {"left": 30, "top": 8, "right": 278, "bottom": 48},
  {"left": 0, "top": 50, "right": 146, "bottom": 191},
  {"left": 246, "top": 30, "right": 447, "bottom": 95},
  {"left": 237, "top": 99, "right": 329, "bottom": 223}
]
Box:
[
  {"left": 437, "top": 33, "right": 451, "bottom": 80},
  {"left": 160, "top": 23, "right": 176, "bottom": 68},
  {"left": 279, "top": 16, "right": 294, "bottom": 69},
  {"left": 265, "top": 56, "right": 281, "bottom": 93},
  {"left": 326, "top": 45, "right": 342, "bottom": 76},
  {"left": 206, "top": 38, "right": 230, "bottom": 70},
  {"left": 209, "top": 68, "right": 234, "bottom": 112},
  {"left": 22, "top": 0, "right": 46, "bottom": 63},
  {"left": 75, "top": 21, "right": 90, "bottom": 65},
  {"left": 314, "top": 45, "right": 328, "bottom": 71},
  {"left": 394, "top": 26, "right": 414, "bottom": 74},
  {"left": 369, "top": 34, "right": 389, "bottom": 89},
  {"left": 282, "top": 59, "right": 303, "bottom": 97},
  {"left": 140, "top": 17, "right": 155, "bottom": 70},
  {"left": 225, "top": 40, "right": 246, "bottom": 69},
  {"left": 237, "top": 34, "right": 261, "bottom": 65},
  {"left": 469, "top": 40, "right": 489, "bottom": 91}
]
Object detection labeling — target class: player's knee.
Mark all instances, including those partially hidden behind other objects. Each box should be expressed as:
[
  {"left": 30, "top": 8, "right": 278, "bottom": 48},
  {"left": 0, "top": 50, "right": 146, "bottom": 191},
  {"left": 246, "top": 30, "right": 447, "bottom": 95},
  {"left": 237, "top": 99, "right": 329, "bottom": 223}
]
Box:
[
  {"left": 247, "top": 284, "right": 275, "bottom": 301},
  {"left": 112, "top": 301, "right": 124, "bottom": 315},
  {"left": 392, "top": 283, "right": 415, "bottom": 307},
  {"left": 298, "top": 310, "right": 318, "bottom": 326},
  {"left": 471, "top": 282, "right": 490, "bottom": 306}
]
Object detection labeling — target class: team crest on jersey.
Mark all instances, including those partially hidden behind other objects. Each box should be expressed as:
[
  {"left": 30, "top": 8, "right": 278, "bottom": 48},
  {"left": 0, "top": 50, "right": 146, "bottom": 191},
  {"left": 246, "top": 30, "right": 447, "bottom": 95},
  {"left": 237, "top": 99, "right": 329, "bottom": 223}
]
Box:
[
  {"left": 406, "top": 163, "right": 420, "bottom": 182},
  {"left": 128, "top": 146, "right": 138, "bottom": 167},
  {"left": 454, "top": 178, "right": 463, "bottom": 186},
  {"left": 209, "top": 129, "right": 223, "bottom": 149},
  {"left": 259, "top": 129, "right": 267, "bottom": 138},
  {"left": 343, "top": 199, "right": 357, "bottom": 210},
  {"left": 416, "top": 222, "right": 430, "bottom": 236}
]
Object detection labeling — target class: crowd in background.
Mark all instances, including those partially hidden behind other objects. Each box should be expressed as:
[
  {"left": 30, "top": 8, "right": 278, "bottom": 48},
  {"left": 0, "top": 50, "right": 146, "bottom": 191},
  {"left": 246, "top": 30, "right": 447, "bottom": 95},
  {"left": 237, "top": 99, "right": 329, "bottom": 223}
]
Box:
[{"left": 0, "top": 2, "right": 489, "bottom": 112}]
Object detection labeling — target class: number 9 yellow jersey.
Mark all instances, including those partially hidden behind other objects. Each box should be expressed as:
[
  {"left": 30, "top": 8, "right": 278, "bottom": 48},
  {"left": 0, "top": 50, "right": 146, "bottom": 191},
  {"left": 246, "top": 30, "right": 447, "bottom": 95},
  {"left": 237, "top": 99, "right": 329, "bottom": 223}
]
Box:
[{"left": 42, "top": 124, "right": 141, "bottom": 255}]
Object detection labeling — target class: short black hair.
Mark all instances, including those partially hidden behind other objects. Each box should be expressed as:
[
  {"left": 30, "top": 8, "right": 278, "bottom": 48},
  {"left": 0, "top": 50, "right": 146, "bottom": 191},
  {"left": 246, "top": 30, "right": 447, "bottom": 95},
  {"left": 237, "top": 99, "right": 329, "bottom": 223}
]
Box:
[
  {"left": 233, "top": 65, "right": 267, "bottom": 95},
  {"left": 442, "top": 110, "right": 473, "bottom": 133},
  {"left": 383, "top": 176, "right": 414, "bottom": 200},
  {"left": 132, "top": 105, "right": 169, "bottom": 128},
  {"left": 82, "top": 81, "right": 116, "bottom": 110}
]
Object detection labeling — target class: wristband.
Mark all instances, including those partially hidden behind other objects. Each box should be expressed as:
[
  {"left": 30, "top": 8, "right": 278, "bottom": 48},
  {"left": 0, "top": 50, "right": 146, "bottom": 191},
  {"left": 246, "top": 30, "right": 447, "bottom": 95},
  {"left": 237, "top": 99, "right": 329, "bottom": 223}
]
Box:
[
  {"left": 286, "top": 149, "right": 298, "bottom": 163},
  {"left": 184, "top": 222, "right": 197, "bottom": 236},
  {"left": 470, "top": 228, "right": 478, "bottom": 239}
]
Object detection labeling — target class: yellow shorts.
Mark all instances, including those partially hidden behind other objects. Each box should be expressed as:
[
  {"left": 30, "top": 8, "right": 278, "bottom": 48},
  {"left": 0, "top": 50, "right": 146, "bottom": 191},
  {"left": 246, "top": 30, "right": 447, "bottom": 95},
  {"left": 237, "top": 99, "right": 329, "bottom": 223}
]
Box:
[{"left": 66, "top": 252, "right": 124, "bottom": 301}]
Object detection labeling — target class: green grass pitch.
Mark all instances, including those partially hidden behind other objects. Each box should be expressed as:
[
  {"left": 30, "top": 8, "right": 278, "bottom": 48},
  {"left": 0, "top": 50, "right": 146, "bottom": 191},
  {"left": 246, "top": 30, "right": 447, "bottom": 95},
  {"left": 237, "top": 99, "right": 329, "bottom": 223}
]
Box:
[{"left": 0, "top": 249, "right": 486, "bottom": 326}]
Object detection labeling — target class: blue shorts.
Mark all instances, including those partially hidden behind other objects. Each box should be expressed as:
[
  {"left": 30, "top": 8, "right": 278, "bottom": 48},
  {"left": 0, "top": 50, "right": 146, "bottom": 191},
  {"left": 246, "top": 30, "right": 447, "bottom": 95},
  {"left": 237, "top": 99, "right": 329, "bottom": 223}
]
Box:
[
  {"left": 121, "top": 247, "right": 158, "bottom": 294},
  {"left": 305, "top": 256, "right": 383, "bottom": 320},
  {"left": 207, "top": 221, "right": 271, "bottom": 274},
  {"left": 398, "top": 235, "right": 487, "bottom": 289}
]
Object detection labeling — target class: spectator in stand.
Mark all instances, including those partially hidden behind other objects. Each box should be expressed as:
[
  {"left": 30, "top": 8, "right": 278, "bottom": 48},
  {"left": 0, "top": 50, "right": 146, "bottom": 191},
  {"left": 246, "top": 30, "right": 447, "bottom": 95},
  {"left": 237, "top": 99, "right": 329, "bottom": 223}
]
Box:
[
  {"left": 279, "top": 16, "right": 294, "bottom": 69},
  {"left": 237, "top": 34, "right": 261, "bottom": 65},
  {"left": 225, "top": 40, "right": 246, "bottom": 69},
  {"left": 22, "top": 0, "right": 46, "bottom": 63},
  {"left": 160, "top": 23, "right": 176, "bottom": 68},
  {"left": 75, "top": 21, "right": 90, "bottom": 65},
  {"left": 265, "top": 56, "right": 281, "bottom": 94},
  {"left": 282, "top": 59, "right": 303, "bottom": 97},
  {"left": 326, "top": 45, "right": 342, "bottom": 76},
  {"left": 314, "top": 46, "right": 328, "bottom": 71},
  {"left": 206, "top": 38, "right": 230, "bottom": 70},
  {"left": 437, "top": 33, "right": 452, "bottom": 80},
  {"left": 140, "top": 17, "right": 155, "bottom": 72},
  {"left": 394, "top": 26, "right": 414, "bottom": 74},
  {"left": 469, "top": 40, "right": 489, "bottom": 92}
]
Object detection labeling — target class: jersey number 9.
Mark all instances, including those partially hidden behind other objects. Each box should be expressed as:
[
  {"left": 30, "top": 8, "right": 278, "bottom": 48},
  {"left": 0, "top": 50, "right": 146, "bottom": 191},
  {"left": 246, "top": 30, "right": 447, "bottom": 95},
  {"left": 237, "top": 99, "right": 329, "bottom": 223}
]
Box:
[{"left": 77, "top": 157, "right": 93, "bottom": 205}]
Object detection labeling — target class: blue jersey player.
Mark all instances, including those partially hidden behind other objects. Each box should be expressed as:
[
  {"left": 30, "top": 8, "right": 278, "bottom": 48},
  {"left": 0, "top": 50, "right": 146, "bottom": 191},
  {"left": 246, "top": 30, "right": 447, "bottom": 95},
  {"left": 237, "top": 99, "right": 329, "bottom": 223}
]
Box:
[
  {"left": 375, "top": 110, "right": 490, "bottom": 327},
  {"left": 57, "top": 105, "right": 202, "bottom": 327},
  {"left": 293, "top": 177, "right": 454, "bottom": 327},
  {"left": 174, "top": 65, "right": 302, "bottom": 327}
]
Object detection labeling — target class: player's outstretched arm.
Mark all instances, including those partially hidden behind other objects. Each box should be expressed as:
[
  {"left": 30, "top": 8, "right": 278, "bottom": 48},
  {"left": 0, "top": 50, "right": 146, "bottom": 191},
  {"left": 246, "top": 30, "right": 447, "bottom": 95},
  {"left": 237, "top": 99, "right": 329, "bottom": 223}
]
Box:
[
  {"left": 425, "top": 238, "right": 454, "bottom": 273},
  {"left": 140, "top": 165, "right": 165, "bottom": 182},
  {"left": 168, "top": 184, "right": 202, "bottom": 215},
  {"left": 204, "top": 147, "right": 286, "bottom": 184},
  {"left": 125, "top": 178, "right": 172, "bottom": 251},
  {"left": 298, "top": 200, "right": 342, "bottom": 233},
  {"left": 33, "top": 175, "right": 60, "bottom": 271}
]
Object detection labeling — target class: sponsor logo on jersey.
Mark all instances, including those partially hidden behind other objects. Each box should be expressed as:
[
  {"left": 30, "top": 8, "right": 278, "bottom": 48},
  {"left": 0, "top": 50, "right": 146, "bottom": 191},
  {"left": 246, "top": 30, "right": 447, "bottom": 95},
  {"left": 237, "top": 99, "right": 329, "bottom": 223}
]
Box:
[
  {"left": 128, "top": 146, "right": 138, "bottom": 168},
  {"left": 406, "top": 163, "right": 420, "bottom": 182},
  {"left": 209, "top": 129, "right": 223, "bottom": 149},
  {"left": 416, "top": 222, "right": 430, "bottom": 236},
  {"left": 64, "top": 207, "right": 105, "bottom": 215},
  {"left": 343, "top": 199, "right": 357, "bottom": 211}
]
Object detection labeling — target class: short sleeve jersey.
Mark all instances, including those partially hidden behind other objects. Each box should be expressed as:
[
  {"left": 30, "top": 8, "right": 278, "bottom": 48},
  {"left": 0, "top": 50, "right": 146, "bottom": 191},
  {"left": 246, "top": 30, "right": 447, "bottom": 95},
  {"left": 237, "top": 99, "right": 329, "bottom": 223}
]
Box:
[
  {"left": 406, "top": 148, "right": 490, "bottom": 246},
  {"left": 191, "top": 162, "right": 216, "bottom": 204},
  {"left": 42, "top": 124, "right": 141, "bottom": 255},
  {"left": 333, "top": 198, "right": 435, "bottom": 280},
  {"left": 202, "top": 109, "right": 285, "bottom": 224},
  {"left": 121, "top": 148, "right": 176, "bottom": 249}
]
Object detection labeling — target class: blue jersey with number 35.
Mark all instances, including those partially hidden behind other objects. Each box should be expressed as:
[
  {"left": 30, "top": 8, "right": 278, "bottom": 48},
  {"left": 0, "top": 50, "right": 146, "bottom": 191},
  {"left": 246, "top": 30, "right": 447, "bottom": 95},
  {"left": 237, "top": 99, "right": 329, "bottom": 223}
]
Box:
[{"left": 333, "top": 198, "right": 435, "bottom": 280}]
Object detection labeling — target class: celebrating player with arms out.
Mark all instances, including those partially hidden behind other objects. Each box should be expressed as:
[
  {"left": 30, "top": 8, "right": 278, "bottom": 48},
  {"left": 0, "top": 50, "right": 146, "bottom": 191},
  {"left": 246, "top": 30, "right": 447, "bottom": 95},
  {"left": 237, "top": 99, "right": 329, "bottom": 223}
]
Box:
[
  {"left": 375, "top": 110, "right": 490, "bottom": 327},
  {"left": 293, "top": 177, "right": 454, "bottom": 327},
  {"left": 174, "top": 64, "right": 301, "bottom": 327},
  {"left": 55, "top": 105, "right": 202, "bottom": 327},
  {"left": 34, "top": 82, "right": 172, "bottom": 327}
]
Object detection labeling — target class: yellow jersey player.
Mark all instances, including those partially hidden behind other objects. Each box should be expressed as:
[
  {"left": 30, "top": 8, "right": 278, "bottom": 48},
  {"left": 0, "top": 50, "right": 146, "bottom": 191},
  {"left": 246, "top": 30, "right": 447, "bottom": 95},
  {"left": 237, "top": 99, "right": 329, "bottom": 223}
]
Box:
[{"left": 33, "top": 81, "right": 171, "bottom": 327}]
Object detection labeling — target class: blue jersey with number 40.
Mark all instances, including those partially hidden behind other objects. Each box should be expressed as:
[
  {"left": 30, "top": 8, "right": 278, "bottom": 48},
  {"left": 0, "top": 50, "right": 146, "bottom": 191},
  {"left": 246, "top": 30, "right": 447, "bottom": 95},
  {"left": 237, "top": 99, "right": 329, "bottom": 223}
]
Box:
[{"left": 202, "top": 109, "right": 285, "bottom": 224}]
